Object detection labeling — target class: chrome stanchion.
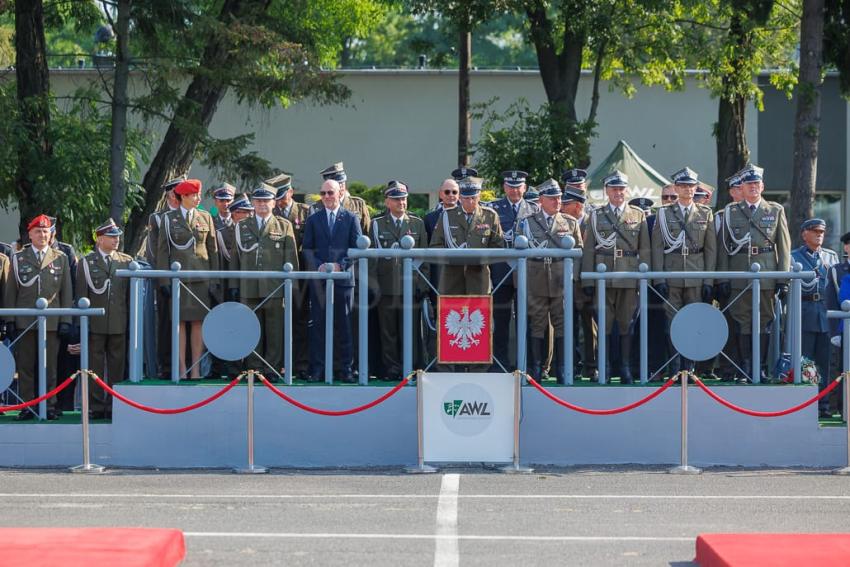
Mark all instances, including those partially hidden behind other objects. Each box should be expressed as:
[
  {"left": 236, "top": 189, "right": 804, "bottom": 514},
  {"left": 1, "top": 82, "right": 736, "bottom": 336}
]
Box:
[
  {"left": 669, "top": 371, "right": 701, "bottom": 474},
  {"left": 405, "top": 370, "right": 437, "bottom": 474},
  {"left": 501, "top": 371, "right": 533, "bottom": 474},
  {"left": 235, "top": 370, "right": 267, "bottom": 474},
  {"left": 71, "top": 298, "right": 105, "bottom": 474}
]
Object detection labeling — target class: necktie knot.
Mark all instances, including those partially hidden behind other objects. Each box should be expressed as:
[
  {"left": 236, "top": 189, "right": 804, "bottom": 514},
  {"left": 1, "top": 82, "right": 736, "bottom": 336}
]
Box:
[
  {"left": 546, "top": 215, "right": 553, "bottom": 229},
  {"left": 749, "top": 204, "right": 756, "bottom": 212},
  {"left": 513, "top": 204, "right": 518, "bottom": 216}
]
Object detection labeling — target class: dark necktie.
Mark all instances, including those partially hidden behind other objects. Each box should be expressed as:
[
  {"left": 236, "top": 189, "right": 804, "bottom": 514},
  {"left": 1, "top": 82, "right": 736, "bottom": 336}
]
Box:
[
  {"left": 749, "top": 204, "right": 756, "bottom": 213},
  {"left": 513, "top": 204, "right": 518, "bottom": 216},
  {"left": 395, "top": 219, "right": 402, "bottom": 230},
  {"left": 259, "top": 218, "right": 266, "bottom": 233},
  {"left": 36, "top": 250, "right": 43, "bottom": 264},
  {"left": 466, "top": 213, "right": 472, "bottom": 225},
  {"left": 328, "top": 211, "right": 335, "bottom": 231},
  {"left": 546, "top": 215, "right": 553, "bottom": 230}
]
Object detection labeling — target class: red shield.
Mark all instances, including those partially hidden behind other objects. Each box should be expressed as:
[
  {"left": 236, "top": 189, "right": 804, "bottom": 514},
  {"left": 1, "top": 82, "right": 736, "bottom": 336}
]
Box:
[{"left": 437, "top": 295, "right": 493, "bottom": 364}]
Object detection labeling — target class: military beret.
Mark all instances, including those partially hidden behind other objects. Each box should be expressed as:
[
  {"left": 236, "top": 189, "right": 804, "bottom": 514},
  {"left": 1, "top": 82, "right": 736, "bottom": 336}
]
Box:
[
  {"left": 174, "top": 179, "right": 202, "bottom": 196},
  {"left": 27, "top": 214, "right": 54, "bottom": 231},
  {"left": 95, "top": 218, "right": 123, "bottom": 237}
]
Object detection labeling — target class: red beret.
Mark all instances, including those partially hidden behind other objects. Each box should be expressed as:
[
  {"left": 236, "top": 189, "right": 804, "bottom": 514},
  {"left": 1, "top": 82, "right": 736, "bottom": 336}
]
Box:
[
  {"left": 27, "top": 214, "right": 54, "bottom": 231},
  {"left": 174, "top": 179, "right": 202, "bottom": 196}
]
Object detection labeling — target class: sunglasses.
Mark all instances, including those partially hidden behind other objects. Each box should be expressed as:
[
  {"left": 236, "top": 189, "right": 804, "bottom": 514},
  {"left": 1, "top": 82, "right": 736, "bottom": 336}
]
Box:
[
  {"left": 661, "top": 195, "right": 678, "bottom": 201},
  {"left": 319, "top": 191, "right": 336, "bottom": 196},
  {"left": 443, "top": 190, "right": 459, "bottom": 195}
]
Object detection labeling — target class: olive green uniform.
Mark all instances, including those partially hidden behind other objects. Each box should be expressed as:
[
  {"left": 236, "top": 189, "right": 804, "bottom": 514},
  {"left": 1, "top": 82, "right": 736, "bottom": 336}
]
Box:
[
  {"left": 229, "top": 215, "right": 298, "bottom": 373},
  {"left": 76, "top": 249, "right": 132, "bottom": 414},
  {"left": 5, "top": 247, "right": 73, "bottom": 413},
  {"left": 156, "top": 208, "right": 219, "bottom": 321},
  {"left": 429, "top": 205, "right": 505, "bottom": 294},
  {"left": 369, "top": 213, "right": 429, "bottom": 378}
]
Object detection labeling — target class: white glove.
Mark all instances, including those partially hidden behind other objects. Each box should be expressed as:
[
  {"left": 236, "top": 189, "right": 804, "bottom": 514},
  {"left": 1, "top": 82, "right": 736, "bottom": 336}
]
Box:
[{"left": 831, "top": 335, "right": 841, "bottom": 348}]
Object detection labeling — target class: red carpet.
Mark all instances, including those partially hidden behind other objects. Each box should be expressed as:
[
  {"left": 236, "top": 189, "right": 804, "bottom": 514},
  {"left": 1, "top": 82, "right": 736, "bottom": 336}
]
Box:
[
  {"left": 696, "top": 533, "right": 850, "bottom": 566},
  {"left": 0, "top": 527, "right": 185, "bottom": 566}
]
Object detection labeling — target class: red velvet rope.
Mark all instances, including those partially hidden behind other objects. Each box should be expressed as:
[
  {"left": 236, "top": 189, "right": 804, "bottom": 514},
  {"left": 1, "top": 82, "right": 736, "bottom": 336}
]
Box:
[
  {"left": 91, "top": 374, "right": 241, "bottom": 414},
  {"left": 259, "top": 374, "right": 411, "bottom": 416},
  {"left": 526, "top": 374, "right": 677, "bottom": 415},
  {"left": 692, "top": 375, "right": 844, "bottom": 418},
  {"left": 0, "top": 373, "right": 79, "bottom": 412}
]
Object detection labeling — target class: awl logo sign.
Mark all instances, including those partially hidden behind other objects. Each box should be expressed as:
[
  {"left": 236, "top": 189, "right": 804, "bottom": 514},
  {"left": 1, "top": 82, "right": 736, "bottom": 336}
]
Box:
[
  {"left": 444, "top": 400, "right": 491, "bottom": 418},
  {"left": 440, "top": 383, "right": 494, "bottom": 437}
]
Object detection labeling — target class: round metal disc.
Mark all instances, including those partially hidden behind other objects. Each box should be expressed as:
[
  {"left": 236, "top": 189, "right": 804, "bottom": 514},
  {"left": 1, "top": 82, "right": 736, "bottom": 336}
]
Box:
[
  {"left": 202, "top": 302, "right": 261, "bottom": 361},
  {"left": 0, "top": 343, "right": 15, "bottom": 394},
  {"left": 670, "top": 303, "right": 728, "bottom": 361}
]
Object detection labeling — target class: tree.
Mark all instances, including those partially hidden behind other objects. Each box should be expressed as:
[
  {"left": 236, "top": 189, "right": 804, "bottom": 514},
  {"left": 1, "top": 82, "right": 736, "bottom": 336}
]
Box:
[
  {"left": 104, "top": 0, "right": 132, "bottom": 226},
  {"left": 823, "top": 0, "right": 850, "bottom": 96}
]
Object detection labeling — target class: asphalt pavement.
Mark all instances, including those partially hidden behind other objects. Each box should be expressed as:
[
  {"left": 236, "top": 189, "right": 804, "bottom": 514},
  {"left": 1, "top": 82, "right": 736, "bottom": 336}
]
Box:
[{"left": 1, "top": 466, "right": 849, "bottom": 566}]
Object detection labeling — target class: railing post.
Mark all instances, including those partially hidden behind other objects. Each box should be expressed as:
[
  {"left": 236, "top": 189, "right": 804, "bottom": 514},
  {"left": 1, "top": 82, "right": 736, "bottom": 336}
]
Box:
[
  {"left": 835, "top": 302, "right": 850, "bottom": 475},
  {"left": 751, "top": 263, "right": 761, "bottom": 384},
  {"left": 283, "top": 263, "right": 294, "bottom": 386},
  {"left": 324, "top": 266, "right": 335, "bottom": 385},
  {"left": 639, "top": 263, "right": 649, "bottom": 384},
  {"left": 514, "top": 236, "right": 529, "bottom": 375},
  {"left": 562, "top": 237, "right": 575, "bottom": 386},
  {"left": 128, "top": 262, "right": 141, "bottom": 382},
  {"left": 357, "top": 236, "right": 370, "bottom": 385},
  {"left": 669, "top": 371, "right": 701, "bottom": 474},
  {"left": 71, "top": 298, "right": 104, "bottom": 474},
  {"left": 170, "top": 262, "right": 181, "bottom": 383},
  {"left": 500, "top": 371, "right": 533, "bottom": 474},
  {"left": 36, "top": 298, "right": 47, "bottom": 420},
  {"left": 234, "top": 370, "right": 267, "bottom": 474},
  {"left": 401, "top": 236, "right": 415, "bottom": 380},
  {"left": 404, "top": 370, "right": 437, "bottom": 474},
  {"left": 791, "top": 263, "right": 803, "bottom": 385},
  {"left": 596, "top": 264, "right": 608, "bottom": 385}
]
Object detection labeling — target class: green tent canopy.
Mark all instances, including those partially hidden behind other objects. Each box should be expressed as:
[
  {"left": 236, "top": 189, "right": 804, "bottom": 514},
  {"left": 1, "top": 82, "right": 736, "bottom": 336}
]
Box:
[{"left": 587, "top": 140, "right": 671, "bottom": 206}]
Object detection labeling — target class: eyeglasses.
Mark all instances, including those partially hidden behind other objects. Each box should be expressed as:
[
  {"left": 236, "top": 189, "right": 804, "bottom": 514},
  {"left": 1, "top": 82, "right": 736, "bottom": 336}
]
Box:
[
  {"left": 443, "top": 190, "right": 459, "bottom": 195},
  {"left": 319, "top": 191, "right": 336, "bottom": 196},
  {"left": 661, "top": 195, "right": 678, "bottom": 201}
]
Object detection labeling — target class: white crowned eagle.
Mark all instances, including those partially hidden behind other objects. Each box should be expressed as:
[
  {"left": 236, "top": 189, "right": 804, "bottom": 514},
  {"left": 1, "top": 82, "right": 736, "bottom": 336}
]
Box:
[{"left": 445, "top": 306, "right": 486, "bottom": 350}]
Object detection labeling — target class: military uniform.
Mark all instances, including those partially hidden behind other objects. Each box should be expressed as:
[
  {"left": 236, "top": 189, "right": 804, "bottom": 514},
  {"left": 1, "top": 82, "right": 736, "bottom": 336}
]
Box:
[
  {"left": 76, "top": 220, "right": 132, "bottom": 417},
  {"left": 712, "top": 173, "right": 744, "bottom": 380},
  {"left": 581, "top": 171, "right": 650, "bottom": 382},
  {"left": 717, "top": 178, "right": 790, "bottom": 378},
  {"left": 156, "top": 206, "right": 219, "bottom": 321},
  {"left": 229, "top": 203, "right": 298, "bottom": 374},
  {"left": 5, "top": 224, "right": 73, "bottom": 417},
  {"left": 0, "top": 252, "right": 9, "bottom": 336},
  {"left": 430, "top": 204, "right": 504, "bottom": 294},
  {"left": 518, "top": 180, "right": 583, "bottom": 383},
  {"left": 370, "top": 203, "right": 429, "bottom": 379}
]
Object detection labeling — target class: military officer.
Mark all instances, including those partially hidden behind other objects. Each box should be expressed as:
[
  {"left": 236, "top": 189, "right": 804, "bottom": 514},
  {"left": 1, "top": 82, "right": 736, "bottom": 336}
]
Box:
[
  {"left": 76, "top": 219, "right": 132, "bottom": 419},
  {"left": 651, "top": 167, "right": 717, "bottom": 373},
  {"left": 489, "top": 170, "right": 536, "bottom": 370},
  {"left": 430, "top": 177, "right": 505, "bottom": 294},
  {"left": 561, "top": 187, "right": 596, "bottom": 378},
  {"left": 315, "top": 162, "right": 371, "bottom": 236},
  {"left": 713, "top": 173, "right": 745, "bottom": 381},
  {"left": 518, "top": 179, "right": 583, "bottom": 383},
  {"left": 228, "top": 183, "right": 298, "bottom": 376},
  {"left": 216, "top": 194, "right": 254, "bottom": 269},
  {"left": 156, "top": 178, "right": 219, "bottom": 380},
  {"left": 5, "top": 215, "right": 73, "bottom": 420},
  {"left": 581, "top": 170, "right": 651, "bottom": 384},
  {"left": 792, "top": 218, "right": 838, "bottom": 417},
  {"left": 269, "top": 173, "right": 313, "bottom": 379},
  {"left": 146, "top": 175, "right": 185, "bottom": 379},
  {"left": 717, "top": 164, "right": 790, "bottom": 382},
  {"left": 211, "top": 183, "right": 236, "bottom": 232},
  {"left": 369, "top": 181, "right": 429, "bottom": 380}
]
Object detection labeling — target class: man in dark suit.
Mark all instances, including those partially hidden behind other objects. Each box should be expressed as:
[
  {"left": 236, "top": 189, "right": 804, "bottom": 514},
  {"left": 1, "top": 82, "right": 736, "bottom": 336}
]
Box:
[{"left": 302, "top": 179, "right": 362, "bottom": 383}]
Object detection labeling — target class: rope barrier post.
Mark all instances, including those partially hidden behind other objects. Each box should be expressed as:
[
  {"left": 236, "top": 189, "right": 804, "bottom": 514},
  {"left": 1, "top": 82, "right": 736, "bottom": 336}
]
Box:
[
  {"left": 669, "top": 372, "right": 701, "bottom": 475},
  {"left": 36, "top": 298, "right": 48, "bottom": 420},
  {"left": 638, "top": 264, "right": 649, "bottom": 384},
  {"left": 401, "top": 236, "right": 415, "bottom": 381},
  {"left": 501, "top": 371, "right": 533, "bottom": 474},
  {"left": 234, "top": 370, "right": 267, "bottom": 474},
  {"left": 596, "top": 264, "right": 608, "bottom": 385},
  {"left": 324, "top": 266, "right": 334, "bottom": 385},
  {"left": 283, "top": 264, "right": 293, "bottom": 386},
  {"left": 357, "top": 236, "right": 370, "bottom": 385},
  {"left": 170, "top": 262, "right": 181, "bottom": 383},
  {"left": 128, "top": 262, "right": 141, "bottom": 382},
  {"left": 515, "top": 236, "right": 529, "bottom": 377},
  {"left": 751, "top": 264, "right": 761, "bottom": 384},
  {"left": 71, "top": 298, "right": 105, "bottom": 474},
  {"left": 405, "top": 370, "right": 437, "bottom": 474}
]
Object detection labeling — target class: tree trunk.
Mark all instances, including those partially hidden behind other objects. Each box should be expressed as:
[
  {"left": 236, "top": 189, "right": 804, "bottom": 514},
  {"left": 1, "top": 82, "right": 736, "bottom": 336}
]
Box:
[
  {"left": 789, "top": 0, "right": 825, "bottom": 245},
  {"left": 125, "top": 0, "right": 269, "bottom": 254},
  {"left": 457, "top": 27, "right": 471, "bottom": 167},
  {"left": 14, "top": 0, "right": 51, "bottom": 238},
  {"left": 715, "top": 92, "right": 749, "bottom": 209},
  {"left": 109, "top": 0, "right": 132, "bottom": 228}
]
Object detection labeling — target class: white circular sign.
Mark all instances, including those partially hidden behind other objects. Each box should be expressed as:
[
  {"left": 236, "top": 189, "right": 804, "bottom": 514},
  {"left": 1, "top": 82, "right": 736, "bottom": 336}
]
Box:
[
  {"left": 202, "top": 302, "right": 261, "bottom": 361},
  {"left": 0, "top": 344, "right": 14, "bottom": 393},
  {"left": 670, "top": 303, "right": 728, "bottom": 361},
  {"left": 440, "top": 383, "right": 495, "bottom": 437}
]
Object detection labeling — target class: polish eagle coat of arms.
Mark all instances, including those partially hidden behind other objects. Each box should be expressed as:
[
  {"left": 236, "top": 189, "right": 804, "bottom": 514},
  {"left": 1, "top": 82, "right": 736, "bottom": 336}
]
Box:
[{"left": 444, "top": 306, "right": 486, "bottom": 351}]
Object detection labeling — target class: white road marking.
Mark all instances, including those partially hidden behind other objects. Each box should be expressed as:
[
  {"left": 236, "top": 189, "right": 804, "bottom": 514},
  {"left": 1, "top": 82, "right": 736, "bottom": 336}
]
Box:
[
  {"left": 434, "top": 474, "right": 459, "bottom": 567},
  {"left": 183, "top": 532, "right": 693, "bottom": 543},
  {"left": 1, "top": 493, "right": 849, "bottom": 500}
]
